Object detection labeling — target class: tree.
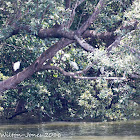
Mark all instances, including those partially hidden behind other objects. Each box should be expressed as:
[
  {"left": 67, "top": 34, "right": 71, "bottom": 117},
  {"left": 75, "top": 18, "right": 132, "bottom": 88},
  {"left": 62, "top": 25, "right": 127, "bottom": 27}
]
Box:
[{"left": 0, "top": 0, "right": 139, "bottom": 121}]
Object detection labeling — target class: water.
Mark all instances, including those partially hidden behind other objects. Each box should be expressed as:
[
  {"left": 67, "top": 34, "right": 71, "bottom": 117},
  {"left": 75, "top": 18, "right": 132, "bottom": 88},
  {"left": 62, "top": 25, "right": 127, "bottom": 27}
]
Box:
[{"left": 0, "top": 120, "right": 140, "bottom": 140}]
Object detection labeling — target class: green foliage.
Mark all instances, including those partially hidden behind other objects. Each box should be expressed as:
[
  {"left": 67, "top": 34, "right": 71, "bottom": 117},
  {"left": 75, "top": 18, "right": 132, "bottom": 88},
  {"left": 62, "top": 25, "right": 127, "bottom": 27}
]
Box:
[{"left": 0, "top": 0, "right": 139, "bottom": 122}]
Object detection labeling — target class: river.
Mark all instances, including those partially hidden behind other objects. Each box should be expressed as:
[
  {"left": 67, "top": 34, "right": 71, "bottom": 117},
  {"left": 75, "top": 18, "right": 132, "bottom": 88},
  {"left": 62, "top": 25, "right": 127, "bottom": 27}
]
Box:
[{"left": 0, "top": 120, "right": 140, "bottom": 140}]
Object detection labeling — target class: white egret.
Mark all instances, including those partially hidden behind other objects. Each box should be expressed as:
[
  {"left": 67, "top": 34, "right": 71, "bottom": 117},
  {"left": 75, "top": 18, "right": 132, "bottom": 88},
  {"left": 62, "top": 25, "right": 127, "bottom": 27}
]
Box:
[
  {"left": 100, "top": 66, "right": 104, "bottom": 74},
  {"left": 13, "top": 61, "right": 21, "bottom": 71},
  {"left": 70, "top": 61, "right": 79, "bottom": 70}
]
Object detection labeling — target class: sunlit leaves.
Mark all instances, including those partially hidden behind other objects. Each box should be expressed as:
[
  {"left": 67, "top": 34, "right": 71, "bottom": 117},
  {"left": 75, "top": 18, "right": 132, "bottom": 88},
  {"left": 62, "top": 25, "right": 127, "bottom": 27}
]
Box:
[
  {"left": 124, "top": 0, "right": 140, "bottom": 20},
  {"left": 0, "top": 72, "right": 9, "bottom": 81}
]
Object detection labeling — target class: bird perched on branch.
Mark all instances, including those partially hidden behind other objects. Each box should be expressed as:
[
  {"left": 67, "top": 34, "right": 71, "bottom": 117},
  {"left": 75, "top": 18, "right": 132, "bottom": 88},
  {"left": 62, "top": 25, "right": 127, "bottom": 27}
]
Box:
[
  {"left": 13, "top": 61, "right": 21, "bottom": 71},
  {"left": 70, "top": 60, "right": 79, "bottom": 70},
  {"left": 100, "top": 66, "right": 104, "bottom": 75}
]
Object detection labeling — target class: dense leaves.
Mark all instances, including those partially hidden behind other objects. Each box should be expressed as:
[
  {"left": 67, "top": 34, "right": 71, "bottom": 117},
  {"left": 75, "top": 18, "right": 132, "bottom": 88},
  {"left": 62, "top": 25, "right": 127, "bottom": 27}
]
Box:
[{"left": 0, "top": 0, "right": 139, "bottom": 122}]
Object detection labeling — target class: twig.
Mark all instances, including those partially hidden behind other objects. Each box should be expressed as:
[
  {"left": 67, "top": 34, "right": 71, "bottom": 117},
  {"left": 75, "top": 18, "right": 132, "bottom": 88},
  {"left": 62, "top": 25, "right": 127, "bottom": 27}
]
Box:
[{"left": 64, "top": 0, "right": 86, "bottom": 28}]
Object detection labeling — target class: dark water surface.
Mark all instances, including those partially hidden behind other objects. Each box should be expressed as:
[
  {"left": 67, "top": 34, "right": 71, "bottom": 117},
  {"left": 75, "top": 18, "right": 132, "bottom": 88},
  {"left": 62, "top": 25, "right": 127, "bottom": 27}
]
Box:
[{"left": 0, "top": 120, "right": 140, "bottom": 140}]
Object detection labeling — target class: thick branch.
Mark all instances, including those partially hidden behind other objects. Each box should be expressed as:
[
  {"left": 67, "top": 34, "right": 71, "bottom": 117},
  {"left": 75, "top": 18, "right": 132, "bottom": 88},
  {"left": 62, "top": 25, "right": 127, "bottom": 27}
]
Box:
[
  {"left": 0, "top": 24, "right": 115, "bottom": 44},
  {"left": 83, "top": 30, "right": 115, "bottom": 40},
  {"left": 0, "top": 26, "right": 19, "bottom": 43},
  {"left": 0, "top": 24, "right": 76, "bottom": 42},
  {"left": 0, "top": 65, "right": 35, "bottom": 93},
  {"left": 65, "top": 0, "right": 71, "bottom": 9},
  {"left": 7, "top": 110, "right": 28, "bottom": 120},
  {"left": 38, "top": 28, "right": 75, "bottom": 40},
  {"left": 0, "top": 38, "right": 73, "bottom": 93},
  {"left": 0, "top": 24, "right": 31, "bottom": 43},
  {"left": 74, "top": 35, "right": 95, "bottom": 52}
]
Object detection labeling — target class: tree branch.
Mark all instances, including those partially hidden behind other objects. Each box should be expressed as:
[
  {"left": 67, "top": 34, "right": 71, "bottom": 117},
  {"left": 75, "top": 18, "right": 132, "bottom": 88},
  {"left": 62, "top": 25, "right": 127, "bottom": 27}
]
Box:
[
  {"left": 77, "top": 0, "right": 107, "bottom": 35},
  {"left": 107, "top": 20, "right": 139, "bottom": 52},
  {"left": 107, "top": 36, "right": 121, "bottom": 52},
  {"left": 1, "top": 18, "right": 138, "bottom": 93},
  {"left": 64, "top": 0, "right": 86, "bottom": 28},
  {"left": 0, "top": 38, "right": 73, "bottom": 93},
  {"left": 0, "top": 1, "right": 138, "bottom": 94},
  {"left": 74, "top": 35, "right": 95, "bottom": 52},
  {"left": 0, "top": 24, "right": 115, "bottom": 43},
  {"left": 83, "top": 30, "right": 115, "bottom": 40},
  {"left": 65, "top": 0, "right": 71, "bottom": 9},
  {"left": 129, "top": 74, "right": 140, "bottom": 79},
  {"left": 41, "top": 65, "right": 126, "bottom": 81}
]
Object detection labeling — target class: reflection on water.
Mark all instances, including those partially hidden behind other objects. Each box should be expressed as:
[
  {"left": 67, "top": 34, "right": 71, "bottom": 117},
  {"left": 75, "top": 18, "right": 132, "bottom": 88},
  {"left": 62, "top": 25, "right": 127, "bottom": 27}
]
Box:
[{"left": 0, "top": 120, "right": 140, "bottom": 140}]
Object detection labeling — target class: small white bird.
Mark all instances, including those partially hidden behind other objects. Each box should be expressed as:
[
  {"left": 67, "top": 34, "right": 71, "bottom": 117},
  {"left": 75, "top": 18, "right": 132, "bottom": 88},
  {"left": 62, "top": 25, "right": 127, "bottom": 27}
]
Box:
[
  {"left": 100, "top": 66, "right": 104, "bottom": 74},
  {"left": 70, "top": 61, "right": 79, "bottom": 70},
  {"left": 13, "top": 61, "right": 21, "bottom": 71}
]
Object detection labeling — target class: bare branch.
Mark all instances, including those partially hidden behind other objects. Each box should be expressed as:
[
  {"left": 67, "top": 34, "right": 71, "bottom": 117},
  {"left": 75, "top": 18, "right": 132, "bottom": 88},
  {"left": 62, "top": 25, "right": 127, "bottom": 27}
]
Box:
[
  {"left": 107, "top": 36, "right": 121, "bottom": 52},
  {"left": 77, "top": 0, "right": 107, "bottom": 35},
  {"left": 74, "top": 35, "right": 95, "bottom": 52},
  {"left": 64, "top": 0, "right": 86, "bottom": 28},
  {"left": 83, "top": 30, "right": 115, "bottom": 40},
  {"left": 0, "top": 66, "right": 34, "bottom": 93},
  {"left": 107, "top": 20, "right": 139, "bottom": 53},
  {"left": 129, "top": 74, "right": 140, "bottom": 79},
  {"left": 41, "top": 64, "right": 93, "bottom": 76},
  {"left": 73, "top": 76, "right": 126, "bottom": 80},
  {"left": 65, "top": 0, "right": 71, "bottom": 9},
  {"left": 41, "top": 65, "right": 126, "bottom": 81}
]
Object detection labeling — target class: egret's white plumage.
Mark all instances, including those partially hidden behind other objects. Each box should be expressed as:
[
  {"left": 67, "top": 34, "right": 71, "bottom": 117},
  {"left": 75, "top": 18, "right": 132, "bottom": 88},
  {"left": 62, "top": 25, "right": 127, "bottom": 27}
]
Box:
[
  {"left": 13, "top": 61, "right": 21, "bottom": 71},
  {"left": 100, "top": 66, "right": 104, "bottom": 74},
  {"left": 70, "top": 61, "right": 79, "bottom": 70}
]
